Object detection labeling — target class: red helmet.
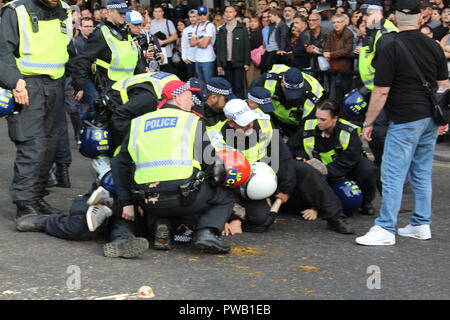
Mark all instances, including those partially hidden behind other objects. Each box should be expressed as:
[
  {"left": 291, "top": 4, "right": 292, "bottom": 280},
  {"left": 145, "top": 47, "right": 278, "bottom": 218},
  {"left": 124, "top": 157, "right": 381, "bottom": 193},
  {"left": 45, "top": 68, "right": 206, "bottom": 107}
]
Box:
[{"left": 213, "top": 150, "right": 251, "bottom": 188}]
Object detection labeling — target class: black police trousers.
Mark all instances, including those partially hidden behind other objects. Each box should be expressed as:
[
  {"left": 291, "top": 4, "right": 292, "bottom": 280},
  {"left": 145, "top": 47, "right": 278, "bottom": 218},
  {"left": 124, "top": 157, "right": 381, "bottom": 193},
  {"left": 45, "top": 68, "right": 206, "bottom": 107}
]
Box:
[
  {"left": 109, "top": 180, "right": 235, "bottom": 241},
  {"left": 7, "top": 76, "right": 66, "bottom": 202}
]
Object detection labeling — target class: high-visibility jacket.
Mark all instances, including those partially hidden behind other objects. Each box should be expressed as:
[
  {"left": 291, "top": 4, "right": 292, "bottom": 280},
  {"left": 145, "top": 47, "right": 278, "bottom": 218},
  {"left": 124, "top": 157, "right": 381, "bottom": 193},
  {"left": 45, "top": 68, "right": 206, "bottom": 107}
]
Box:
[
  {"left": 11, "top": 0, "right": 72, "bottom": 79},
  {"left": 302, "top": 118, "right": 361, "bottom": 165},
  {"left": 205, "top": 108, "right": 273, "bottom": 163},
  {"left": 128, "top": 107, "right": 201, "bottom": 184},
  {"left": 358, "top": 19, "right": 398, "bottom": 91},
  {"left": 112, "top": 71, "right": 179, "bottom": 104},
  {"left": 96, "top": 25, "right": 138, "bottom": 82},
  {"left": 263, "top": 64, "right": 323, "bottom": 125}
]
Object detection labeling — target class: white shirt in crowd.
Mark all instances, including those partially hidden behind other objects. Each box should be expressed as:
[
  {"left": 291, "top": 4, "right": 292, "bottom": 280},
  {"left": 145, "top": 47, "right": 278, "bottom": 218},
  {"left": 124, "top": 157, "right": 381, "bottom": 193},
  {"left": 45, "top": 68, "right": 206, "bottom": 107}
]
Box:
[
  {"left": 193, "top": 21, "right": 216, "bottom": 63},
  {"left": 181, "top": 23, "right": 197, "bottom": 62}
]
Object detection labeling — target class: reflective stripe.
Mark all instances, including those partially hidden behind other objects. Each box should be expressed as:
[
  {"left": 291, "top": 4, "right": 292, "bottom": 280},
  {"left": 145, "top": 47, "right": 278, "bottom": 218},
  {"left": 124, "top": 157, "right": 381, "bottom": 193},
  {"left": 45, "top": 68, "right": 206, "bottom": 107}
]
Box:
[
  {"left": 180, "top": 113, "right": 198, "bottom": 160},
  {"left": 102, "top": 26, "right": 122, "bottom": 70},
  {"left": 18, "top": 60, "right": 66, "bottom": 69},
  {"left": 339, "top": 130, "right": 351, "bottom": 149},
  {"left": 16, "top": 6, "right": 30, "bottom": 56},
  {"left": 130, "top": 116, "right": 143, "bottom": 165},
  {"left": 303, "top": 119, "right": 317, "bottom": 159},
  {"left": 110, "top": 66, "right": 136, "bottom": 72},
  {"left": 136, "top": 159, "right": 193, "bottom": 171}
]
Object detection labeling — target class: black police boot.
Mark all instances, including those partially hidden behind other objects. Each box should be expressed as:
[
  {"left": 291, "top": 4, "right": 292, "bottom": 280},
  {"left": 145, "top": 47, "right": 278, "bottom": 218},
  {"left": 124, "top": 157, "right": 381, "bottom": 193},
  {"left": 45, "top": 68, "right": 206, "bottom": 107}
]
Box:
[
  {"left": 193, "top": 228, "right": 230, "bottom": 254},
  {"left": 55, "top": 163, "right": 71, "bottom": 188},
  {"left": 15, "top": 201, "right": 42, "bottom": 220},
  {"left": 16, "top": 214, "right": 49, "bottom": 232},
  {"left": 242, "top": 212, "right": 276, "bottom": 233},
  {"left": 103, "top": 237, "right": 149, "bottom": 258},
  {"left": 360, "top": 202, "right": 375, "bottom": 216},
  {"left": 327, "top": 217, "right": 354, "bottom": 234},
  {"left": 153, "top": 219, "right": 172, "bottom": 250},
  {"left": 36, "top": 198, "right": 62, "bottom": 215}
]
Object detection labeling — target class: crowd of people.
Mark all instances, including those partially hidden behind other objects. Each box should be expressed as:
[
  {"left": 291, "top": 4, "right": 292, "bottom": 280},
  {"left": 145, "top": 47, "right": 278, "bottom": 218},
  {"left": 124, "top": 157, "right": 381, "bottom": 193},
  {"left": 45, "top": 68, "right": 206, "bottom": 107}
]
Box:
[{"left": 0, "top": 0, "right": 449, "bottom": 258}]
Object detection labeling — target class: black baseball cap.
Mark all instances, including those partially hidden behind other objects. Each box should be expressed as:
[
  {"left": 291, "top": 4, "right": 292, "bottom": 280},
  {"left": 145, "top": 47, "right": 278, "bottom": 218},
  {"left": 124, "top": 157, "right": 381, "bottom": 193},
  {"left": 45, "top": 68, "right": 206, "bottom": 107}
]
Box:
[{"left": 396, "top": 0, "right": 421, "bottom": 14}]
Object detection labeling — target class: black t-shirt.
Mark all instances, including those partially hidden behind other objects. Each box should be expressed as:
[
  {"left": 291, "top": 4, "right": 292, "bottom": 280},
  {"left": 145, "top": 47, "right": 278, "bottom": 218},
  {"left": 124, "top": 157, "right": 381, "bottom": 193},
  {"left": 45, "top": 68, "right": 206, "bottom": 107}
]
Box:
[{"left": 374, "top": 30, "right": 448, "bottom": 124}]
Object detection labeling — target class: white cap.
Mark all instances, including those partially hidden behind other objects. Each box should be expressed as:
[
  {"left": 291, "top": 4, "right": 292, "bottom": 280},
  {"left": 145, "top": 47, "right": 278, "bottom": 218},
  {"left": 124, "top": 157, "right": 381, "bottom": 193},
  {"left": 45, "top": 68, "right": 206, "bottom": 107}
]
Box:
[{"left": 224, "top": 99, "right": 258, "bottom": 127}]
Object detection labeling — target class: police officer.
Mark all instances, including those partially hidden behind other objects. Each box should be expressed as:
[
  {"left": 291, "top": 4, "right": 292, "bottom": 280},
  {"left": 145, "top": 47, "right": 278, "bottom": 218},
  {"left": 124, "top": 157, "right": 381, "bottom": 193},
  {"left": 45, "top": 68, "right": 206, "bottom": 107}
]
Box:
[
  {"left": 288, "top": 100, "right": 377, "bottom": 216},
  {"left": 250, "top": 65, "right": 324, "bottom": 137},
  {"left": 358, "top": 0, "right": 398, "bottom": 166},
  {"left": 199, "top": 77, "right": 237, "bottom": 128},
  {"left": 221, "top": 97, "right": 353, "bottom": 234},
  {"left": 111, "top": 80, "right": 236, "bottom": 255},
  {"left": 110, "top": 71, "right": 180, "bottom": 146},
  {"left": 0, "top": 0, "right": 73, "bottom": 218},
  {"left": 72, "top": 0, "right": 144, "bottom": 102}
]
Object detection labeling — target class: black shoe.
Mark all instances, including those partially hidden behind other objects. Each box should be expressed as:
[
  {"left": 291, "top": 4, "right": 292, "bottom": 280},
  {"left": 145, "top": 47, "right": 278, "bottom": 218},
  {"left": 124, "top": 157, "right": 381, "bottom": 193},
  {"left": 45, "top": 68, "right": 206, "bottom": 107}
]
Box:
[
  {"left": 15, "top": 201, "right": 42, "bottom": 220},
  {"left": 36, "top": 198, "right": 62, "bottom": 215},
  {"left": 103, "top": 237, "right": 149, "bottom": 258},
  {"left": 360, "top": 203, "right": 375, "bottom": 216},
  {"left": 16, "top": 214, "right": 48, "bottom": 232},
  {"left": 154, "top": 221, "right": 172, "bottom": 250},
  {"left": 242, "top": 212, "right": 276, "bottom": 233},
  {"left": 55, "top": 163, "right": 71, "bottom": 188},
  {"left": 327, "top": 218, "right": 354, "bottom": 234},
  {"left": 193, "top": 228, "right": 230, "bottom": 254}
]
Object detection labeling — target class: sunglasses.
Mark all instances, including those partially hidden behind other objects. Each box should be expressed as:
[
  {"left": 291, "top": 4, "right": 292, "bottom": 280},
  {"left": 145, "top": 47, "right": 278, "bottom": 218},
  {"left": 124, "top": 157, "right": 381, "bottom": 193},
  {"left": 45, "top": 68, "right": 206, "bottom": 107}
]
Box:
[{"left": 198, "top": 13, "right": 208, "bottom": 16}]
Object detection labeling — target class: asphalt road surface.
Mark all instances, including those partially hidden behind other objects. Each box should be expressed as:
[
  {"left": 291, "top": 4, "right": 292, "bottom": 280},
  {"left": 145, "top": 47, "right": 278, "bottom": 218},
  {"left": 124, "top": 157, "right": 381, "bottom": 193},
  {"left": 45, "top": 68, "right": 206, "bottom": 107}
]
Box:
[{"left": 0, "top": 120, "right": 449, "bottom": 301}]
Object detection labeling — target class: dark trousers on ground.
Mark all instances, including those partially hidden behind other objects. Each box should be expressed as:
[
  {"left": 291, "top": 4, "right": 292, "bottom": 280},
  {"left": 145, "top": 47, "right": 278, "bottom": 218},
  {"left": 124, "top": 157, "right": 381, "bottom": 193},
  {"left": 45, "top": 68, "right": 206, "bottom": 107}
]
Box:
[
  {"left": 224, "top": 62, "right": 245, "bottom": 99},
  {"left": 44, "top": 195, "right": 108, "bottom": 240},
  {"left": 110, "top": 181, "right": 235, "bottom": 241},
  {"left": 283, "top": 161, "right": 344, "bottom": 220},
  {"left": 7, "top": 76, "right": 65, "bottom": 201}
]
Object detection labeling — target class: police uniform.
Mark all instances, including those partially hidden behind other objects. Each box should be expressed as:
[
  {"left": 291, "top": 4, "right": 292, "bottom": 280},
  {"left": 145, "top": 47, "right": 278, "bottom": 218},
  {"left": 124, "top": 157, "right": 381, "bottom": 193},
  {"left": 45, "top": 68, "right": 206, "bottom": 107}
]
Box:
[
  {"left": 208, "top": 105, "right": 296, "bottom": 232},
  {"left": 112, "top": 86, "right": 235, "bottom": 253},
  {"left": 288, "top": 118, "right": 377, "bottom": 214},
  {"left": 250, "top": 64, "right": 324, "bottom": 136},
  {"left": 0, "top": 0, "right": 73, "bottom": 217},
  {"left": 71, "top": 2, "right": 143, "bottom": 96},
  {"left": 246, "top": 87, "right": 353, "bottom": 233},
  {"left": 110, "top": 71, "right": 180, "bottom": 147}
]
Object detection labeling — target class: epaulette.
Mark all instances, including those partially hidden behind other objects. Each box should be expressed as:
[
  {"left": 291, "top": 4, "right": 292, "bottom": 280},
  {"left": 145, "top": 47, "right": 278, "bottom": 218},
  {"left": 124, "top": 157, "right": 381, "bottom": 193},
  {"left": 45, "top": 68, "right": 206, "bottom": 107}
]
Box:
[
  {"left": 264, "top": 72, "right": 283, "bottom": 81},
  {"left": 338, "top": 121, "right": 355, "bottom": 134},
  {"left": 3, "top": 0, "right": 23, "bottom": 9}
]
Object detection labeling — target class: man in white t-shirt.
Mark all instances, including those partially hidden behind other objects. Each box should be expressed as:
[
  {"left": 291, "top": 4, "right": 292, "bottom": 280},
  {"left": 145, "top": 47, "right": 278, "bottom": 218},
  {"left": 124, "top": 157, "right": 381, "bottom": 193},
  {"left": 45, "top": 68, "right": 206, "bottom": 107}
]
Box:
[
  {"left": 190, "top": 5, "right": 216, "bottom": 81},
  {"left": 151, "top": 5, "right": 178, "bottom": 73},
  {"left": 182, "top": 9, "right": 199, "bottom": 78}
]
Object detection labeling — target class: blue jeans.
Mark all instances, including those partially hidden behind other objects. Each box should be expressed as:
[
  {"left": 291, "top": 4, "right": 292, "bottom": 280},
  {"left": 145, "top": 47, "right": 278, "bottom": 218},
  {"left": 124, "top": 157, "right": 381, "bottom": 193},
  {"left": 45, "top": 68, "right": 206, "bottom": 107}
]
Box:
[
  {"left": 375, "top": 117, "right": 438, "bottom": 234},
  {"left": 195, "top": 61, "right": 216, "bottom": 81}
]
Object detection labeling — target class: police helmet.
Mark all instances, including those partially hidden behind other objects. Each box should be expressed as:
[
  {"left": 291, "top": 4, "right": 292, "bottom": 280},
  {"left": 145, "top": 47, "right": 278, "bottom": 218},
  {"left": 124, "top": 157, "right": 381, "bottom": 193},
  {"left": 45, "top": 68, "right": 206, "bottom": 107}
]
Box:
[
  {"left": 99, "top": 170, "right": 117, "bottom": 198},
  {"left": 79, "top": 121, "right": 111, "bottom": 159},
  {"left": 332, "top": 179, "right": 364, "bottom": 216},
  {"left": 0, "top": 87, "right": 15, "bottom": 117},
  {"left": 240, "top": 162, "right": 278, "bottom": 200},
  {"left": 213, "top": 149, "right": 251, "bottom": 188},
  {"left": 342, "top": 87, "right": 370, "bottom": 117}
]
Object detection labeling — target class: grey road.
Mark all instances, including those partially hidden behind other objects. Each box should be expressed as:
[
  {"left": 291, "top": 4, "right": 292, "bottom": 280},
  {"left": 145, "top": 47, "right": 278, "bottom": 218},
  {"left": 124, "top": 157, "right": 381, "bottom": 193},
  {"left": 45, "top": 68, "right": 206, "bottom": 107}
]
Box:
[{"left": 0, "top": 121, "right": 449, "bottom": 301}]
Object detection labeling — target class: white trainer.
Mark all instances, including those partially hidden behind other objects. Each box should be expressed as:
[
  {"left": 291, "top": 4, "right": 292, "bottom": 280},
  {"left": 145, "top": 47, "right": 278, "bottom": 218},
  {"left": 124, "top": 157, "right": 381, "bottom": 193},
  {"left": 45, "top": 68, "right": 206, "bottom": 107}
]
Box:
[
  {"left": 86, "top": 204, "right": 112, "bottom": 232},
  {"left": 87, "top": 186, "right": 112, "bottom": 206},
  {"left": 398, "top": 224, "right": 431, "bottom": 240},
  {"left": 355, "top": 225, "right": 396, "bottom": 246}
]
